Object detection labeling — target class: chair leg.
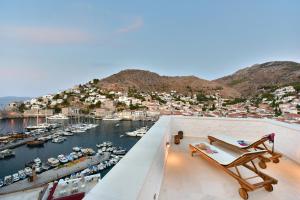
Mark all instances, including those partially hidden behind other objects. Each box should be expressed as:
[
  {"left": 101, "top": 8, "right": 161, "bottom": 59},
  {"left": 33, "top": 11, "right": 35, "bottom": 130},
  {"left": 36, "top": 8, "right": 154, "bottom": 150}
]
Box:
[{"left": 239, "top": 188, "right": 249, "bottom": 200}]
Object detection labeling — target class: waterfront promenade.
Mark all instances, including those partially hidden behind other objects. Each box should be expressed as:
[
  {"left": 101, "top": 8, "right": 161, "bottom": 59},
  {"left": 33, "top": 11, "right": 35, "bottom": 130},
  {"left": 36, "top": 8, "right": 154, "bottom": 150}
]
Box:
[{"left": 0, "top": 152, "right": 110, "bottom": 195}]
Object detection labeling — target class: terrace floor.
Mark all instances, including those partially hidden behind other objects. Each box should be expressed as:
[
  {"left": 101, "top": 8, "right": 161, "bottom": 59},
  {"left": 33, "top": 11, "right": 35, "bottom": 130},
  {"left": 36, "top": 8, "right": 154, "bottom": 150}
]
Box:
[{"left": 159, "top": 137, "right": 300, "bottom": 200}]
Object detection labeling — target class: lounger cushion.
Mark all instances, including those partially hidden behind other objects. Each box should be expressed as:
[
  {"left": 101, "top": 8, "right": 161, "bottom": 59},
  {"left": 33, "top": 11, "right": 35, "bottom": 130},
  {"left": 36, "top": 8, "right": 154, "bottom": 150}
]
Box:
[
  {"left": 209, "top": 134, "right": 252, "bottom": 149},
  {"left": 191, "top": 142, "right": 236, "bottom": 165}
]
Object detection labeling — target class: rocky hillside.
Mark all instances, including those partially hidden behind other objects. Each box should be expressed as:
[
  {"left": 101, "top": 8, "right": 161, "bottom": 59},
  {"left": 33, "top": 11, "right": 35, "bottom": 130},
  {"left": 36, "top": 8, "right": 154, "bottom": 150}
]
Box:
[
  {"left": 98, "top": 69, "right": 240, "bottom": 98},
  {"left": 215, "top": 61, "right": 300, "bottom": 97}
]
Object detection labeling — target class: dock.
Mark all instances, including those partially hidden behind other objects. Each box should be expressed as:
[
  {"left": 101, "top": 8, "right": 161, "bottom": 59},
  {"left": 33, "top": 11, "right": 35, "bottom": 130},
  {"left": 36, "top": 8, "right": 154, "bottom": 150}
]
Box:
[
  {"left": 0, "top": 153, "right": 110, "bottom": 195},
  {"left": 0, "top": 132, "right": 54, "bottom": 151}
]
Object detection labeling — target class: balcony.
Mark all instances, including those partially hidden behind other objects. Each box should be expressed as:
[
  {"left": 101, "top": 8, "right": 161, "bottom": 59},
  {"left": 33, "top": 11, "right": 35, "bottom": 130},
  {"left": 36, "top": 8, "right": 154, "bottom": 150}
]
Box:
[{"left": 84, "top": 116, "right": 300, "bottom": 200}]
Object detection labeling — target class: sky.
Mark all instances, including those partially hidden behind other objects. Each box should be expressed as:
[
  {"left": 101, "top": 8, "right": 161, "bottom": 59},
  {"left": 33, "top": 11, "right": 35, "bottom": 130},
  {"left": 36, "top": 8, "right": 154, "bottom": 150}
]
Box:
[{"left": 0, "top": 0, "right": 300, "bottom": 97}]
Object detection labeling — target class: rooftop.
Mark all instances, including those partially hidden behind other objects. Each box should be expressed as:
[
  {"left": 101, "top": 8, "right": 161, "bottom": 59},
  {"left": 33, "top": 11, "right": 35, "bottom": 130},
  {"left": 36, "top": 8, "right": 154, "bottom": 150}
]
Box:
[
  {"left": 159, "top": 137, "right": 300, "bottom": 200},
  {"left": 84, "top": 116, "right": 300, "bottom": 199}
]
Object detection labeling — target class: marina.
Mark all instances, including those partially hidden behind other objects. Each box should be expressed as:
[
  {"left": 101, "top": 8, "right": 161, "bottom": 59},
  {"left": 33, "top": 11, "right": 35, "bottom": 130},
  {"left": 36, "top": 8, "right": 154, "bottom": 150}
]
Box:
[{"left": 0, "top": 118, "right": 153, "bottom": 195}]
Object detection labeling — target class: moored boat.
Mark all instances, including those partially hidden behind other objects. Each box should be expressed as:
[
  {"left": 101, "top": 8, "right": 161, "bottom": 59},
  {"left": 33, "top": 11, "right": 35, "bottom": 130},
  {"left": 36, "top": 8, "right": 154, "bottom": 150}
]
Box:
[
  {"left": 27, "top": 139, "right": 44, "bottom": 147},
  {"left": 24, "top": 167, "right": 32, "bottom": 176},
  {"left": 72, "top": 146, "right": 81, "bottom": 152},
  {"left": 0, "top": 149, "right": 15, "bottom": 159},
  {"left": 48, "top": 157, "right": 60, "bottom": 167},
  {"left": 57, "top": 154, "right": 68, "bottom": 164},
  {"left": 52, "top": 136, "right": 66, "bottom": 143},
  {"left": 4, "top": 175, "right": 13, "bottom": 185}
]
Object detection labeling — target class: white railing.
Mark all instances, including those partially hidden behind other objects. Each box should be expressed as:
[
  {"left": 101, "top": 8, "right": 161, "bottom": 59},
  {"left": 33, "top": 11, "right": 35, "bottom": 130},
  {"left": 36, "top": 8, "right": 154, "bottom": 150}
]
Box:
[{"left": 84, "top": 116, "right": 300, "bottom": 200}]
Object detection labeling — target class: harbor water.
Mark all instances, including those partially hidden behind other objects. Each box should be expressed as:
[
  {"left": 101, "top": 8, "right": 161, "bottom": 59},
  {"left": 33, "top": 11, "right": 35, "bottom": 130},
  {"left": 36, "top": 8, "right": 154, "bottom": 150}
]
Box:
[{"left": 0, "top": 118, "right": 153, "bottom": 179}]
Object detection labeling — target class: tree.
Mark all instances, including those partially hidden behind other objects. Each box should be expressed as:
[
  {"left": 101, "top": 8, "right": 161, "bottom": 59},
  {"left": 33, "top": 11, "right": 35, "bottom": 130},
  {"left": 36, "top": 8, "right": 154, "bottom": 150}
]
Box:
[
  {"left": 53, "top": 106, "right": 61, "bottom": 113},
  {"left": 18, "top": 103, "right": 26, "bottom": 113},
  {"left": 53, "top": 94, "right": 60, "bottom": 100},
  {"left": 196, "top": 93, "right": 208, "bottom": 102},
  {"left": 92, "top": 79, "right": 99, "bottom": 84},
  {"left": 274, "top": 107, "right": 282, "bottom": 117},
  {"left": 210, "top": 104, "right": 216, "bottom": 111}
]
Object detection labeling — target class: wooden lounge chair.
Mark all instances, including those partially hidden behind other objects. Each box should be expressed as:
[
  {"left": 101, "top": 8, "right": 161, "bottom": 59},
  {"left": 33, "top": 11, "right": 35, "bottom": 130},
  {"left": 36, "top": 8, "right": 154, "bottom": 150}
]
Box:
[
  {"left": 208, "top": 134, "right": 282, "bottom": 169},
  {"left": 189, "top": 142, "right": 278, "bottom": 200}
]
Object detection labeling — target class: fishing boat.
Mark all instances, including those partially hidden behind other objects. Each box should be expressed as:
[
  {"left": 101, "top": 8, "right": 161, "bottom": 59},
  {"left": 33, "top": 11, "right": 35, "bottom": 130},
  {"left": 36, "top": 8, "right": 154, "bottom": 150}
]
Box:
[{"left": 27, "top": 139, "right": 44, "bottom": 147}]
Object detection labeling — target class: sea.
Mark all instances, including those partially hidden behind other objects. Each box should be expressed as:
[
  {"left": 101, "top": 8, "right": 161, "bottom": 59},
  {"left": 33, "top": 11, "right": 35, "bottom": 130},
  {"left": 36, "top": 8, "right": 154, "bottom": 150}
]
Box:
[{"left": 0, "top": 118, "right": 154, "bottom": 179}]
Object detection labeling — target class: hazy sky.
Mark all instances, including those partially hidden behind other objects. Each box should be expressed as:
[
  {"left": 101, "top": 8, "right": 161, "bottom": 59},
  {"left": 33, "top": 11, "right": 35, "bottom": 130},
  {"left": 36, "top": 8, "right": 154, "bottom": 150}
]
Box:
[{"left": 1, "top": 0, "right": 300, "bottom": 97}]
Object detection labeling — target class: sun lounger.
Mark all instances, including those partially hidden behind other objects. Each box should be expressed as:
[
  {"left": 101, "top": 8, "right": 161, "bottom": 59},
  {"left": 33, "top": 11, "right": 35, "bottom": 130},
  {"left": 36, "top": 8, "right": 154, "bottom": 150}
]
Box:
[
  {"left": 208, "top": 134, "right": 282, "bottom": 169},
  {"left": 189, "top": 142, "right": 278, "bottom": 200}
]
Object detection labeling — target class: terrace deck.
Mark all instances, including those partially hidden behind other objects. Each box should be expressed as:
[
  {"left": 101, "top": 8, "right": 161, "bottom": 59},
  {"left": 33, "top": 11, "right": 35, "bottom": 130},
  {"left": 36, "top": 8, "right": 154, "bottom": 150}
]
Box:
[{"left": 159, "top": 137, "right": 300, "bottom": 200}]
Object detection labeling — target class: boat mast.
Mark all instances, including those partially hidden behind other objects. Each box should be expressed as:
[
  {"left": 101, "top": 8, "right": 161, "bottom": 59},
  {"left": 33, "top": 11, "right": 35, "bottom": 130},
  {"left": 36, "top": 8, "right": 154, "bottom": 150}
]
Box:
[
  {"left": 37, "top": 109, "right": 39, "bottom": 126},
  {"left": 45, "top": 107, "right": 48, "bottom": 124}
]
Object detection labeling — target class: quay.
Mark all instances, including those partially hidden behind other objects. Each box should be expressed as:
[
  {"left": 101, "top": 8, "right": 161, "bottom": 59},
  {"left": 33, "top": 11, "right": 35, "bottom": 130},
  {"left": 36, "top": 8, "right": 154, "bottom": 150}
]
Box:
[
  {"left": 0, "top": 131, "right": 54, "bottom": 151},
  {"left": 0, "top": 152, "right": 110, "bottom": 195}
]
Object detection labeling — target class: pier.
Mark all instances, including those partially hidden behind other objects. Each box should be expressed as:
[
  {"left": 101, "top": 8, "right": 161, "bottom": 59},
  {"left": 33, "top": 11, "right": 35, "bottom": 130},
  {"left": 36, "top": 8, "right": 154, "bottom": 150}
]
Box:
[
  {"left": 0, "top": 153, "right": 110, "bottom": 195},
  {"left": 0, "top": 132, "right": 53, "bottom": 151}
]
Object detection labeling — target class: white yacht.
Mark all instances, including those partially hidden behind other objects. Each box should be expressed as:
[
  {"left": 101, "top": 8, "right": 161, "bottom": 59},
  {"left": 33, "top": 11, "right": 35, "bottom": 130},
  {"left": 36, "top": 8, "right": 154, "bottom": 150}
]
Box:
[
  {"left": 102, "top": 116, "right": 122, "bottom": 121},
  {"left": 18, "top": 170, "right": 26, "bottom": 179},
  {"left": 72, "top": 147, "right": 81, "bottom": 152},
  {"left": 24, "top": 167, "right": 33, "bottom": 176},
  {"left": 47, "top": 114, "right": 69, "bottom": 120},
  {"left": 126, "top": 126, "right": 148, "bottom": 137},
  {"left": 57, "top": 154, "right": 68, "bottom": 164},
  {"left": 52, "top": 136, "right": 66, "bottom": 143},
  {"left": 63, "top": 132, "right": 74, "bottom": 136},
  {"left": 12, "top": 173, "right": 20, "bottom": 182}
]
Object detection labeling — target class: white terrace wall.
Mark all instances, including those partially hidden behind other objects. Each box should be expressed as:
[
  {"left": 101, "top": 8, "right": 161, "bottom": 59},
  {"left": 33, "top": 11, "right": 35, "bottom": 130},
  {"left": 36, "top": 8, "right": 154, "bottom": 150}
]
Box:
[
  {"left": 84, "top": 116, "right": 171, "bottom": 200},
  {"left": 170, "top": 116, "right": 300, "bottom": 163},
  {"left": 85, "top": 116, "right": 300, "bottom": 200}
]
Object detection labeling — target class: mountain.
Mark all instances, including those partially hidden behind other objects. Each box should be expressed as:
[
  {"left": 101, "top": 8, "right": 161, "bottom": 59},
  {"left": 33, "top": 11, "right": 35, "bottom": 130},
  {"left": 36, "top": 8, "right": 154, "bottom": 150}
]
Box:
[
  {"left": 215, "top": 61, "right": 300, "bottom": 97},
  {"left": 0, "top": 96, "right": 31, "bottom": 108},
  {"left": 97, "top": 69, "right": 240, "bottom": 97}
]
